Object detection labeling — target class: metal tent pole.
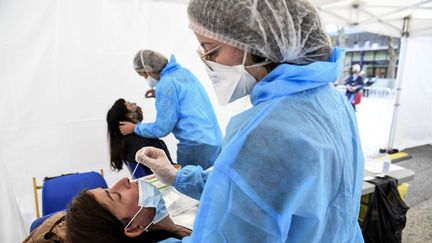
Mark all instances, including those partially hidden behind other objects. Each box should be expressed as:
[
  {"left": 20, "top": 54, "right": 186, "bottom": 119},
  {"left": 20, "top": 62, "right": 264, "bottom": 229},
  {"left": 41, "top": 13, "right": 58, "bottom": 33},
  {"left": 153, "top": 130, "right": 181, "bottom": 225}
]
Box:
[{"left": 384, "top": 16, "right": 410, "bottom": 154}]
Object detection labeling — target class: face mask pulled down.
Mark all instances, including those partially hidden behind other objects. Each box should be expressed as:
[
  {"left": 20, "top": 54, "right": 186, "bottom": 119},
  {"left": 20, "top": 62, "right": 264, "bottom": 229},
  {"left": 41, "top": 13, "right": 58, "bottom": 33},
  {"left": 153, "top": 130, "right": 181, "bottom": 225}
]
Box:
[{"left": 124, "top": 179, "right": 169, "bottom": 231}]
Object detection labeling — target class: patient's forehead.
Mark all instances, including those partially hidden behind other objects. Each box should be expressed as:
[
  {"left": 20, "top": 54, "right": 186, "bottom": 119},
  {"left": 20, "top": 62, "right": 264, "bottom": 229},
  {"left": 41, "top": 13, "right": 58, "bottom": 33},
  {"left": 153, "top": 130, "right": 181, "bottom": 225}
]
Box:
[
  {"left": 88, "top": 188, "right": 123, "bottom": 219},
  {"left": 88, "top": 187, "right": 145, "bottom": 222},
  {"left": 89, "top": 188, "right": 108, "bottom": 205}
]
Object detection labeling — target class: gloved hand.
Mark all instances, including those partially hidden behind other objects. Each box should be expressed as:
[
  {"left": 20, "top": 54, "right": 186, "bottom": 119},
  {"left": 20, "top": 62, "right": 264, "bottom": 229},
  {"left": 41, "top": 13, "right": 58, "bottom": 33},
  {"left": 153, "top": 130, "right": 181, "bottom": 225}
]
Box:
[
  {"left": 136, "top": 147, "right": 178, "bottom": 185},
  {"left": 145, "top": 88, "right": 156, "bottom": 98}
]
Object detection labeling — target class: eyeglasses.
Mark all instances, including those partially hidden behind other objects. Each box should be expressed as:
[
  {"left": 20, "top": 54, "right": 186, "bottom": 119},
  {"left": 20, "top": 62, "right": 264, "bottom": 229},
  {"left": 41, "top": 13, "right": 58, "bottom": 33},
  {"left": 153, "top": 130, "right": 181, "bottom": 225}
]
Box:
[{"left": 196, "top": 44, "right": 224, "bottom": 71}]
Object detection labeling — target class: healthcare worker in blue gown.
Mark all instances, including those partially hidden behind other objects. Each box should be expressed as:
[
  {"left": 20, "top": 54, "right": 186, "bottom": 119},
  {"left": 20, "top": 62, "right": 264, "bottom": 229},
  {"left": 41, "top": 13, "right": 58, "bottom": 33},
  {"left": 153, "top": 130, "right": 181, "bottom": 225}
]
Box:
[
  {"left": 136, "top": 0, "right": 365, "bottom": 242},
  {"left": 119, "top": 49, "right": 222, "bottom": 170}
]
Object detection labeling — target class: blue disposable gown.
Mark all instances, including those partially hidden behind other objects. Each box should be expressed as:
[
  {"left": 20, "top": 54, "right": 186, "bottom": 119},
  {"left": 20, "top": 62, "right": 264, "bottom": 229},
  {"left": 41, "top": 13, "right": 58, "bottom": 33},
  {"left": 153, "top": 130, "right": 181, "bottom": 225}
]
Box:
[
  {"left": 179, "top": 48, "right": 365, "bottom": 242},
  {"left": 134, "top": 56, "right": 222, "bottom": 169},
  {"left": 175, "top": 165, "right": 212, "bottom": 200}
]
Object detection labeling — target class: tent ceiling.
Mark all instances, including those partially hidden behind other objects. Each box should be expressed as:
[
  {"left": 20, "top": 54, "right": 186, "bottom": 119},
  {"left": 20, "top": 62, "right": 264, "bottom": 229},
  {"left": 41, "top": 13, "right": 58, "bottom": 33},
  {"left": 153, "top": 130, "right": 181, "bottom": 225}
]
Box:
[
  {"left": 313, "top": 0, "right": 432, "bottom": 37},
  {"left": 158, "top": 0, "right": 432, "bottom": 37}
]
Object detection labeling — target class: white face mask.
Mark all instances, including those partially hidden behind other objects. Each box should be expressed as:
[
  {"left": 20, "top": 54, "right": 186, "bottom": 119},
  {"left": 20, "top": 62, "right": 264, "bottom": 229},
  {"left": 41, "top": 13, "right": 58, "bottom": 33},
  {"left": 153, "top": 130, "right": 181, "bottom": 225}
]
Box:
[
  {"left": 204, "top": 52, "right": 270, "bottom": 105},
  {"left": 124, "top": 179, "right": 169, "bottom": 231},
  {"left": 146, "top": 76, "right": 158, "bottom": 89}
]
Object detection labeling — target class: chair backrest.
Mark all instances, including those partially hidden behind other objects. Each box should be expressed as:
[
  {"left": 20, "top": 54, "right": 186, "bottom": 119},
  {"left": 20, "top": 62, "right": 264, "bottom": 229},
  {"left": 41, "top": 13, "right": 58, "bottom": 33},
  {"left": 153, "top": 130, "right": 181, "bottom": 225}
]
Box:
[
  {"left": 126, "top": 161, "right": 149, "bottom": 179},
  {"left": 41, "top": 171, "right": 107, "bottom": 216},
  {"left": 29, "top": 210, "right": 64, "bottom": 232}
]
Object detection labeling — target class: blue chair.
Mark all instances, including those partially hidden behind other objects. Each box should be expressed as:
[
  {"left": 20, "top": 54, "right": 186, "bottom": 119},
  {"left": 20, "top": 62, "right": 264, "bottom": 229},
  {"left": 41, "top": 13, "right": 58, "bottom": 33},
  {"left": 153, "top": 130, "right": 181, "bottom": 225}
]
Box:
[
  {"left": 41, "top": 171, "right": 107, "bottom": 216},
  {"left": 126, "top": 161, "right": 149, "bottom": 179},
  {"left": 29, "top": 210, "right": 65, "bottom": 232},
  {"left": 30, "top": 171, "right": 107, "bottom": 232}
]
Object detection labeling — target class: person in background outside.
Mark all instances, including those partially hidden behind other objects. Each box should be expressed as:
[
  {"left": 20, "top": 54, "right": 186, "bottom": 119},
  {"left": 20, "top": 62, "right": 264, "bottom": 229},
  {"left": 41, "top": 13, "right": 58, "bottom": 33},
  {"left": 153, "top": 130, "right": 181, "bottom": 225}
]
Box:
[{"left": 345, "top": 64, "right": 364, "bottom": 111}]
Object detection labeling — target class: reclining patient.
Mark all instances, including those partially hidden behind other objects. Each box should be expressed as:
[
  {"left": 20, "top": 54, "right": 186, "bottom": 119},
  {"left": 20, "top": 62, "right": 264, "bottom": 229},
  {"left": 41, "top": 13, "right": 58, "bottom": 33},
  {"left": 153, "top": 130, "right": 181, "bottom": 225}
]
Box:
[
  {"left": 66, "top": 177, "right": 191, "bottom": 243},
  {"left": 107, "top": 98, "right": 173, "bottom": 177}
]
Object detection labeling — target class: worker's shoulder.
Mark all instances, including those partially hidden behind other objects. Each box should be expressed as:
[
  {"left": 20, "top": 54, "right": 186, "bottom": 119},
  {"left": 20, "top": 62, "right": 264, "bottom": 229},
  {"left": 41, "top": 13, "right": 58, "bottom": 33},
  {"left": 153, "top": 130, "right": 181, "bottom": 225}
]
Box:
[
  {"left": 162, "top": 67, "right": 198, "bottom": 83},
  {"left": 252, "top": 93, "right": 344, "bottom": 134}
]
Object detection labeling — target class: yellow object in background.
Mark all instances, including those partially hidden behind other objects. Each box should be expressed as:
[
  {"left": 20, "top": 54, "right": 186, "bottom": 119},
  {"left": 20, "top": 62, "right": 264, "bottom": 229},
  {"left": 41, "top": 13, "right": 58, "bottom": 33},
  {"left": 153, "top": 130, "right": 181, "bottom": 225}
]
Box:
[
  {"left": 398, "top": 183, "right": 409, "bottom": 200},
  {"left": 378, "top": 152, "right": 412, "bottom": 163},
  {"left": 358, "top": 183, "right": 409, "bottom": 227}
]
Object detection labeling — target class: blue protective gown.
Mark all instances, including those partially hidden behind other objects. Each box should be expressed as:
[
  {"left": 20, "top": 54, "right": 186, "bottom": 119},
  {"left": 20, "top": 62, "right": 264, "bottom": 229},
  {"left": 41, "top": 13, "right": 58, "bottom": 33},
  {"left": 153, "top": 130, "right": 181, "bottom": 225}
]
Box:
[
  {"left": 134, "top": 55, "right": 222, "bottom": 169},
  {"left": 179, "top": 48, "right": 365, "bottom": 242},
  {"left": 175, "top": 165, "right": 212, "bottom": 200}
]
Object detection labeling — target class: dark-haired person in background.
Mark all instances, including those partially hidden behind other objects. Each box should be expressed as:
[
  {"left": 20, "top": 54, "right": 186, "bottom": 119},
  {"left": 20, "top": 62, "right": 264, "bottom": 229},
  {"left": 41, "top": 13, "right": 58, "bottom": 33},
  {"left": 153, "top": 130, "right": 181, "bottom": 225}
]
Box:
[{"left": 107, "top": 98, "right": 173, "bottom": 178}]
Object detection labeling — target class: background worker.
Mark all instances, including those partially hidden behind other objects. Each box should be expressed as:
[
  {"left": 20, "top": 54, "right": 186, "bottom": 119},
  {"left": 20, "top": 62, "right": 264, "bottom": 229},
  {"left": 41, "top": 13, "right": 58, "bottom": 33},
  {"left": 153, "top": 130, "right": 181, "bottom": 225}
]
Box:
[{"left": 120, "top": 50, "right": 222, "bottom": 170}]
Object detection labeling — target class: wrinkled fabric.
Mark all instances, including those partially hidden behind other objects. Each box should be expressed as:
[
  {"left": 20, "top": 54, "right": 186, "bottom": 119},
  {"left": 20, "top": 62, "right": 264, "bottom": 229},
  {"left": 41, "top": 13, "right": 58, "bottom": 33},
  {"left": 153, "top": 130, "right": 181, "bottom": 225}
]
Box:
[
  {"left": 176, "top": 143, "right": 220, "bottom": 170},
  {"left": 188, "top": 0, "right": 331, "bottom": 64},
  {"left": 175, "top": 48, "right": 348, "bottom": 197},
  {"left": 180, "top": 48, "right": 364, "bottom": 242},
  {"left": 23, "top": 212, "right": 67, "bottom": 243},
  {"left": 362, "top": 176, "right": 409, "bottom": 243},
  {"left": 134, "top": 49, "right": 168, "bottom": 72},
  {"left": 175, "top": 166, "right": 212, "bottom": 200},
  {"left": 135, "top": 55, "right": 222, "bottom": 169}
]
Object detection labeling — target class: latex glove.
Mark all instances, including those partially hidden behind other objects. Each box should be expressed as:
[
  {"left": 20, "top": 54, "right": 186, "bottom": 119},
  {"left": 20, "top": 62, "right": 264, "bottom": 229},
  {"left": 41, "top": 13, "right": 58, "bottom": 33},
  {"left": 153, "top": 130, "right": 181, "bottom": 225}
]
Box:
[
  {"left": 145, "top": 89, "right": 156, "bottom": 98},
  {"left": 119, "top": 121, "right": 135, "bottom": 135},
  {"left": 136, "top": 147, "right": 178, "bottom": 185}
]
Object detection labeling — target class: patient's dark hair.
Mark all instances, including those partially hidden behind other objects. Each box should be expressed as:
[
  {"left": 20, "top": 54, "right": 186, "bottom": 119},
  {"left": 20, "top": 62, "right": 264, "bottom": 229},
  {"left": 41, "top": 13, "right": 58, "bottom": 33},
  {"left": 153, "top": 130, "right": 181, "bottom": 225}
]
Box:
[
  {"left": 66, "top": 190, "right": 179, "bottom": 243},
  {"left": 106, "top": 98, "right": 131, "bottom": 171}
]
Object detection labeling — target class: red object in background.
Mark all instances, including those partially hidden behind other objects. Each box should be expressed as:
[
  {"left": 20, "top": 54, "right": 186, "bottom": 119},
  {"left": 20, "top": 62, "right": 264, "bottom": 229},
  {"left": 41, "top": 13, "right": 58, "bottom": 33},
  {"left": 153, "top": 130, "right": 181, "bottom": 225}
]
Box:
[{"left": 354, "top": 92, "right": 362, "bottom": 105}]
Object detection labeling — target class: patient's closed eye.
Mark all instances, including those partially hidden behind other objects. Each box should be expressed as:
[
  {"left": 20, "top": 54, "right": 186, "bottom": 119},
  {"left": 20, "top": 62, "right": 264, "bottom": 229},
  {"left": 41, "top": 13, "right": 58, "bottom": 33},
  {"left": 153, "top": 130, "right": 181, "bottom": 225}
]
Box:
[{"left": 105, "top": 189, "right": 121, "bottom": 201}]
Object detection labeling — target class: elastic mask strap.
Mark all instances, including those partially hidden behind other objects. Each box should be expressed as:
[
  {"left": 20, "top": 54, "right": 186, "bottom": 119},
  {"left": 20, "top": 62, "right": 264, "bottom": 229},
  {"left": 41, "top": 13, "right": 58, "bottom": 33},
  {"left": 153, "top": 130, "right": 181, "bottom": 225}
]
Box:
[
  {"left": 242, "top": 51, "right": 272, "bottom": 68},
  {"left": 143, "top": 220, "right": 153, "bottom": 232},
  {"left": 124, "top": 206, "right": 144, "bottom": 231},
  {"left": 241, "top": 51, "right": 248, "bottom": 65},
  {"left": 200, "top": 44, "right": 223, "bottom": 58},
  {"left": 139, "top": 50, "right": 148, "bottom": 72}
]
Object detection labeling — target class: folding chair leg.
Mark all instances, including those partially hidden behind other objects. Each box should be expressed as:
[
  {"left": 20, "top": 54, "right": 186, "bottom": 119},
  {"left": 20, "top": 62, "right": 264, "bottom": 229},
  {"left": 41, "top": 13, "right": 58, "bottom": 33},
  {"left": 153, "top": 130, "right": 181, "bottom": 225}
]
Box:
[{"left": 32, "top": 177, "right": 41, "bottom": 218}]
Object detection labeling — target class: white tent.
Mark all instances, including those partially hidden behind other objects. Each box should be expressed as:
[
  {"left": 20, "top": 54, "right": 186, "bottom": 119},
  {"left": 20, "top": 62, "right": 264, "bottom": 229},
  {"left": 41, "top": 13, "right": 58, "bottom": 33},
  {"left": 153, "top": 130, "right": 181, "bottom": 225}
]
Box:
[
  {"left": 314, "top": 0, "right": 432, "bottom": 151},
  {"left": 0, "top": 0, "right": 250, "bottom": 240}
]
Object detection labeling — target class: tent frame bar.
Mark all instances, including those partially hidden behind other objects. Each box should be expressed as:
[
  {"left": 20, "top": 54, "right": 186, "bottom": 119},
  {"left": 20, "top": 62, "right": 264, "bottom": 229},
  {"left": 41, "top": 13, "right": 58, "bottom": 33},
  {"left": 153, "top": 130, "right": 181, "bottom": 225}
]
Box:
[{"left": 385, "top": 16, "right": 410, "bottom": 153}]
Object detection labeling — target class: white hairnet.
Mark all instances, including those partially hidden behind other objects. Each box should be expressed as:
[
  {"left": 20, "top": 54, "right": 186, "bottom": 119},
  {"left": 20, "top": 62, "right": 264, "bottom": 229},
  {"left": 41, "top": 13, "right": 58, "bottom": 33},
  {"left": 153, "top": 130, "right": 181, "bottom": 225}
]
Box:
[
  {"left": 133, "top": 50, "right": 168, "bottom": 72},
  {"left": 188, "top": 0, "right": 332, "bottom": 64}
]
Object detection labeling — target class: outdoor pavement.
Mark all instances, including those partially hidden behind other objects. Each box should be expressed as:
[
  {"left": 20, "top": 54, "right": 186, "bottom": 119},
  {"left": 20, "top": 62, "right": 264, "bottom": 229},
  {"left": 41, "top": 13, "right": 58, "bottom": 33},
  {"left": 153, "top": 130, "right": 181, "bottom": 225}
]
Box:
[{"left": 354, "top": 93, "right": 432, "bottom": 242}]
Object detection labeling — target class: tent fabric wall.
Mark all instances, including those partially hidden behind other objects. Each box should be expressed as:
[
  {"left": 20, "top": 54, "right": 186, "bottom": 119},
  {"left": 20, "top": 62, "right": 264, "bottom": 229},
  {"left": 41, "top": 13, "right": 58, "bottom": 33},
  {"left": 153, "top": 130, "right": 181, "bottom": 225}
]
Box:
[
  {"left": 0, "top": 0, "right": 250, "bottom": 235},
  {"left": 393, "top": 37, "right": 432, "bottom": 149},
  {"left": 0, "top": 0, "right": 248, "bottom": 234},
  {"left": 314, "top": 0, "right": 432, "bottom": 38},
  {"left": 0, "top": 159, "right": 27, "bottom": 242},
  {"left": 0, "top": 0, "right": 167, "bottom": 229},
  {"left": 2, "top": 0, "right": 429, "bottom": 240}
]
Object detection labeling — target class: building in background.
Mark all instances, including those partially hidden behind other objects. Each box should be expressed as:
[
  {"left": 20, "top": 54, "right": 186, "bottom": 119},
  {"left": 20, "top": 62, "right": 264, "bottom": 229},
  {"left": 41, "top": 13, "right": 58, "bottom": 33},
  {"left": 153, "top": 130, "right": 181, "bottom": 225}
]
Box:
[{"left": 331, "top": 31, "right": 400, "bottom": 86}]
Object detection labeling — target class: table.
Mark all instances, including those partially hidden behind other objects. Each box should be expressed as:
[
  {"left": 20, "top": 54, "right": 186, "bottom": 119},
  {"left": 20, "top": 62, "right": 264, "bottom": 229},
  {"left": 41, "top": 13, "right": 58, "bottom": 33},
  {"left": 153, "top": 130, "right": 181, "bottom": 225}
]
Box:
[{"left": 362, "top": 166, "right": 415, "bottom": 195}]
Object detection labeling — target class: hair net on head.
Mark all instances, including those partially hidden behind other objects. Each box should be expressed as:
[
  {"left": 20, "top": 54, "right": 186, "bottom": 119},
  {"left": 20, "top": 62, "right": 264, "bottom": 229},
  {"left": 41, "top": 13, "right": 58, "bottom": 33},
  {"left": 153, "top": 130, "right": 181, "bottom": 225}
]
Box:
[
  {"left": 188, "top": 0, "right": 332, "bottom": 65},
  {"left": 133, "top": 50, "right": 168, "bottom": 72}
]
